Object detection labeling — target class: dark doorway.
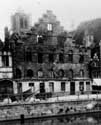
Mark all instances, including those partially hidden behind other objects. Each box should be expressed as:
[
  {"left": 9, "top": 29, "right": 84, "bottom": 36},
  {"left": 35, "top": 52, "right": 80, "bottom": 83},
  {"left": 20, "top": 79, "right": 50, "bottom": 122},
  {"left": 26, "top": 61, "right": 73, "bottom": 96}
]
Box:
[
  {"left": 0, "top": 80, "right": 13, "bottom": 99},
  {"left": 17, "top": 83, "right": 22, "bottom": 94},
  {"left": 27, "top": 69, "right": 33, "bottom": 78},
  {"left": 70, "top": 82, "right": 75, "bottom": 95},
  {"left": 40, "top": 82, "right": 45, "bottom": 93}
]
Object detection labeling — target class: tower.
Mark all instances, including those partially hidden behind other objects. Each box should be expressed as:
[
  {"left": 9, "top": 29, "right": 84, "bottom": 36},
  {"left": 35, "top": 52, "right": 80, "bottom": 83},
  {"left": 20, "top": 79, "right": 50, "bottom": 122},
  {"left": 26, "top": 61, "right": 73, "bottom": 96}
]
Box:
[{"left": 11, "top": 11, "right": 30, "bottom": 34}]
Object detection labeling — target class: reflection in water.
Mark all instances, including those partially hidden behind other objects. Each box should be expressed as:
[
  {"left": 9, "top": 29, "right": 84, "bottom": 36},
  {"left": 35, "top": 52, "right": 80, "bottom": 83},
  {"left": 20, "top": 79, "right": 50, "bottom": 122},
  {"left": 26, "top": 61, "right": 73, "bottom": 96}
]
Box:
[{"left": 0, "top": 113, "right": 101, "bottom": 125}]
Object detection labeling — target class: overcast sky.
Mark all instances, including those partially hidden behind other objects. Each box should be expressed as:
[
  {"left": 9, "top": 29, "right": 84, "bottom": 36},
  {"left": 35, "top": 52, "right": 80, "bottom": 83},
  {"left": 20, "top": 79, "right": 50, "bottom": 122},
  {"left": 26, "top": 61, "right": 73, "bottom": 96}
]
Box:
[{"left": 0, "top": 0, "right": 101, "bottom": 40}]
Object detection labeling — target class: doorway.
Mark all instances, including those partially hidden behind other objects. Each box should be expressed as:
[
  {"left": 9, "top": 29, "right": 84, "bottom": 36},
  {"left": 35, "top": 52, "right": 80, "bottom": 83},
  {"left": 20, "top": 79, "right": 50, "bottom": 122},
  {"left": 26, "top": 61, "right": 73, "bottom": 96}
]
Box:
[
  {"left": 40, "top": 82, "right": 45, "bottom": 93},
  {"left": 70, "top": 82, "right": 75, "bottom": 95}
]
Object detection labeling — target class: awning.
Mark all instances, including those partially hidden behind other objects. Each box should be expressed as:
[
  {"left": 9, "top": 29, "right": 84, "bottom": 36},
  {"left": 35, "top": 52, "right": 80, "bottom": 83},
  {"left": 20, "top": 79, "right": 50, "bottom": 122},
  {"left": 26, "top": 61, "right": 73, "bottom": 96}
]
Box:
[{"left": 93, "top": 79, "right": 101, "bottom": 86}]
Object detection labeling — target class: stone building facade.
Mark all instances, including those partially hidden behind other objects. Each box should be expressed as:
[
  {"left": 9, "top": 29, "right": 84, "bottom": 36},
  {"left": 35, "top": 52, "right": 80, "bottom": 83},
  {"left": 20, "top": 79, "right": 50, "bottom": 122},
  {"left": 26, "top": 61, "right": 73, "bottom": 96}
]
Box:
[
  {"left": 0, "top": 39, "right": 13, "bottom": 96},
  {"left": 8, "top": 10, "right": 92, "bottom": 96}
]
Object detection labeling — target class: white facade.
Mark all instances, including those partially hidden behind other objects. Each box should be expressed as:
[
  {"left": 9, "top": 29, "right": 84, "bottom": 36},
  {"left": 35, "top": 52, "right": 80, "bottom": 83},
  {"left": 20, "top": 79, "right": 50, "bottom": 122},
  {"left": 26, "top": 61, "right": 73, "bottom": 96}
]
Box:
[
  {"left": 0, "top": 51, "right": 13, "bottom": 79},
  {"left": 14, "top": 79, "right": 92, "bottom": 95}
]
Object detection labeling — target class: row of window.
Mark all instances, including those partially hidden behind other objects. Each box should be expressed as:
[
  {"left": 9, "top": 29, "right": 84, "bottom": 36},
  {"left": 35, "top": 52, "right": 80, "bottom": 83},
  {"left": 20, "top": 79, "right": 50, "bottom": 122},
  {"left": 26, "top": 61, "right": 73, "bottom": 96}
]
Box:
[
  {"left": 18, "top": 81, "right": 90, "bottom": 93},
  {"left": 25, "top": 52, "right": 84, "bottom": 63},
  {"left": 15, "top": 68, "right": 85, "bottom": 79}
]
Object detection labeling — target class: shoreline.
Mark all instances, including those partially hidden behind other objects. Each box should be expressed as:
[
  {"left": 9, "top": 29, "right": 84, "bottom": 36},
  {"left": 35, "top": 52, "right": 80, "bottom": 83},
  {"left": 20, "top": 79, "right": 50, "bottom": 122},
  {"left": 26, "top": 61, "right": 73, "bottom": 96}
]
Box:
[{"left": 0, "top": 109, "right": 101, "bottom": 122}]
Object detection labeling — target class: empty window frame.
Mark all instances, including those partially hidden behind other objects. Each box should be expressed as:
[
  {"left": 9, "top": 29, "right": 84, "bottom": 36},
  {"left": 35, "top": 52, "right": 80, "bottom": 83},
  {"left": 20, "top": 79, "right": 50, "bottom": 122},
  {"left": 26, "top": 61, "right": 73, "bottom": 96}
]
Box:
[
  {"left": 49, "top": 53, "right": 54, "bottom": 63},
  {"left": 49, "top": 82, "right": 54, "bottom": 92},
  {"left": 27, "top": 69, "right": 33, "bottom": 78},
  {"left": 79, "top": 54, "right": 84, "bottom": 63},
  {"left": 47, "top": 24, "right": 52, "bottom": 31},
  {"left": 86, "top": 82, "right": 90, "bottom": 92},
  {"left": 61, "top": 82, "right": 66, "bottom": 92},
  {"left": 59, "top": 53, "right": 64, "bottom": 63},
  {"left": 2, "top": 55, "right": 9, "bottom": 66},
  {"left": 68, "top": 50, "right": 73, "bottom": 62},
  {"left": 38, "top": 69, "right": 43, "bottom": 78},
  {"left": 38, "top": 53, "right": 43, "bottom": 63},
  {"left": 25, "top": 50, "right": 32, "bottom": 62},
  {"left": 37, "top": 35, "right": 44, "bottom": 44},
  {"left": 15, "top": 68, "right": 22, "bottom": 79}
]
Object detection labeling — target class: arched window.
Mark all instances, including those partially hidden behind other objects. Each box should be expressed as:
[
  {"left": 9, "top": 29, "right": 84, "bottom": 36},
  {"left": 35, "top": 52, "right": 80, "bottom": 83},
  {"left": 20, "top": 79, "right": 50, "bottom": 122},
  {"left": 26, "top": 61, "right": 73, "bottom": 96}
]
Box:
[
  {"left": 38, "top": 69, "right": 43, "bottom": 78},
  {"left": 59, "top": 69, "right": 64, "bottom": 78},
  {"left": 27, "top": 69, "right": 33, "bottom": 78},
  {"left": 68, "top": 69, "right": 73, "bottom": 79},
  {"left": 15, "top": 68, "right": 22, "bottom": 79},
  {"left": 49, "top": 68, "right": 54, "bottom": 78},
  {"left": 80, "top": 69, "right": 84, "bottom": 77}
]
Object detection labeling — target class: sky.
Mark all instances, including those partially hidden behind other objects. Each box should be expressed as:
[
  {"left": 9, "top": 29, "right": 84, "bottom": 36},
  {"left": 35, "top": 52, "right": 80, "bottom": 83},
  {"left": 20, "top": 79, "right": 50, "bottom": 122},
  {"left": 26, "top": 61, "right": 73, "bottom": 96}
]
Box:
[{"left": 0, "top": 0, "right": 101, "bottom": 40}]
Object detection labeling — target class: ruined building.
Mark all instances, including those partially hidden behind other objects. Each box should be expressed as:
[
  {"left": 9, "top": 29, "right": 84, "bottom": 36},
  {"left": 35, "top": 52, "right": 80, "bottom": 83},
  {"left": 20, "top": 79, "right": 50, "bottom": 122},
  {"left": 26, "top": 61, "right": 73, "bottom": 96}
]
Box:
[{"left": 3, "top": 10, "right": 93, "bottom": 96}]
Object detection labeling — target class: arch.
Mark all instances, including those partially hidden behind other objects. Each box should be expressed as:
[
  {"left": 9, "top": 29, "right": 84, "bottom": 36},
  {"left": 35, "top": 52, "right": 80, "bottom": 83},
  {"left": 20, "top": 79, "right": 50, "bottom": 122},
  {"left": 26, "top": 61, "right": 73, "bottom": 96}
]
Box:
[
  {"left": 0, "top": 80, "right": 13, "bottom": 97},
  {"left": 49, "top": 68, "right": 54, "bottom": 78},
  {"left": 58, "top": 69, "right": 64, "bottom": 77},
  {"left": 38, "top": 69, "right": 43, "bottom": 78},
  {"left": 68, "top": 69, "right": 73, "bottom": 79},
  {"left": 27, "top": 69, "right": 33, "bottom": 78},
  {"left": 80, "top": 69, "right": 84, "bottom": 77},
  {"left": 15, "top": 68, "right": 22, "bottom": 79}
]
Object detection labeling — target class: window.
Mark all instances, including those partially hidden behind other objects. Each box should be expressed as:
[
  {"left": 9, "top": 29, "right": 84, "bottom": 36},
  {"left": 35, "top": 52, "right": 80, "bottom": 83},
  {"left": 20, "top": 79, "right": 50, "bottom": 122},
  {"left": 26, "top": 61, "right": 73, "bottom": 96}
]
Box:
[
  {"left": 79, "top": 54, "right": 84, "bottom": 63},
  {"left": 68, "top": 50, "right": 73, "bottom": 62},
  {"left": 27, "top": 69, "right": 33, "bottom": 78},
  {"left": 49, "top": 82, "right": 54, "bottom": 92},
  {"left": 15, "top": 68, "right": 22, "bottom": 79},
  {"left": 61, "top": 82, "right": 65, "bottom": 91},
  {"left": 79, "top": 82, "right": 84, "bottom": 94},
  {"left": 68, "top": 69, "right": 73, "bottom": 79},
  {"left": 29, "top": 83, "right": 34, "bottom": 92},
  {"left": 59, "top": 53, "right": 64, "bottom": 63},
  {"left": 26, "top": 49, "right": 32, "bottom": 62},
  {"left": 47, "top": 24, "right": 52, "bottom": 31},
  {"left": 29, "top": 83, "right": 34, "bottom": 86},
  {"left": 80, "top": 70, "right": 84, "bottom": 77},
  {"left": 38, "top": 69, "right": 43, "bottom": 78},
  {"left": 37, "top": 35, "right": 44, "bottom": 44},
  {"left": 17, "top": 83, "right": 22, "bottom": 93},
  {"left": 20, "top": 18, "right": 24, "bottom": 28},
  {"left": 2, "top": 55, "right": 9, "bottom": 66},
  {"left": 38, "top": 53, "right": 43, "bottom": 63},
  {"left": 49, "top": 69, "right": 54, "bottom": 78},
  {"left": 92, "top": 71, "right": 99, "bottom": 78},
  {"left": 86, "top": 82, "right": 90, "bottom": 92},
  {"left": 49, "top": 54, "right": 54, "bottom": 63},
  {"left": 59, "top": 69, "right": 64, "bottom": 78}
]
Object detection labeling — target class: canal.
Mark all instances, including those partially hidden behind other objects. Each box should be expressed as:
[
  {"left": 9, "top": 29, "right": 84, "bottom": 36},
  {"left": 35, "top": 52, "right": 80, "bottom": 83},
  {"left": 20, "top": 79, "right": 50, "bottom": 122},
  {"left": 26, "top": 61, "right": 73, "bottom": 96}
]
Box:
[{"left": 0, "top": 113, "right": 101, "bottom": 125}]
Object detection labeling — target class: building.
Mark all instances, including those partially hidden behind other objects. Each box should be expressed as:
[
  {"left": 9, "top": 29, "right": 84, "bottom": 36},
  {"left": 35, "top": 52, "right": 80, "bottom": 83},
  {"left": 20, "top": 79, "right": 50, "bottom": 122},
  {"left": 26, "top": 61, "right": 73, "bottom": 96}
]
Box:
[
  {"left": 0, "top": 37, "right": 13, "bottom": 96},
  {"left": 11, "top": 11, "right": 31, "bottom": 34},
  {"left": 5, "top": 10, "right": 93, "bottom": 97}
]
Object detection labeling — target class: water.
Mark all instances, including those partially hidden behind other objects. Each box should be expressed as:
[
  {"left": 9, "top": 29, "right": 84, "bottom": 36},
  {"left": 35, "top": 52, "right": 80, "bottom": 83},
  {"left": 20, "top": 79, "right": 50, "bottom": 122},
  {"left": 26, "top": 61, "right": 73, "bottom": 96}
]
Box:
[{"left": 0, "top": 113, "right": 101, "bottom": 125}]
